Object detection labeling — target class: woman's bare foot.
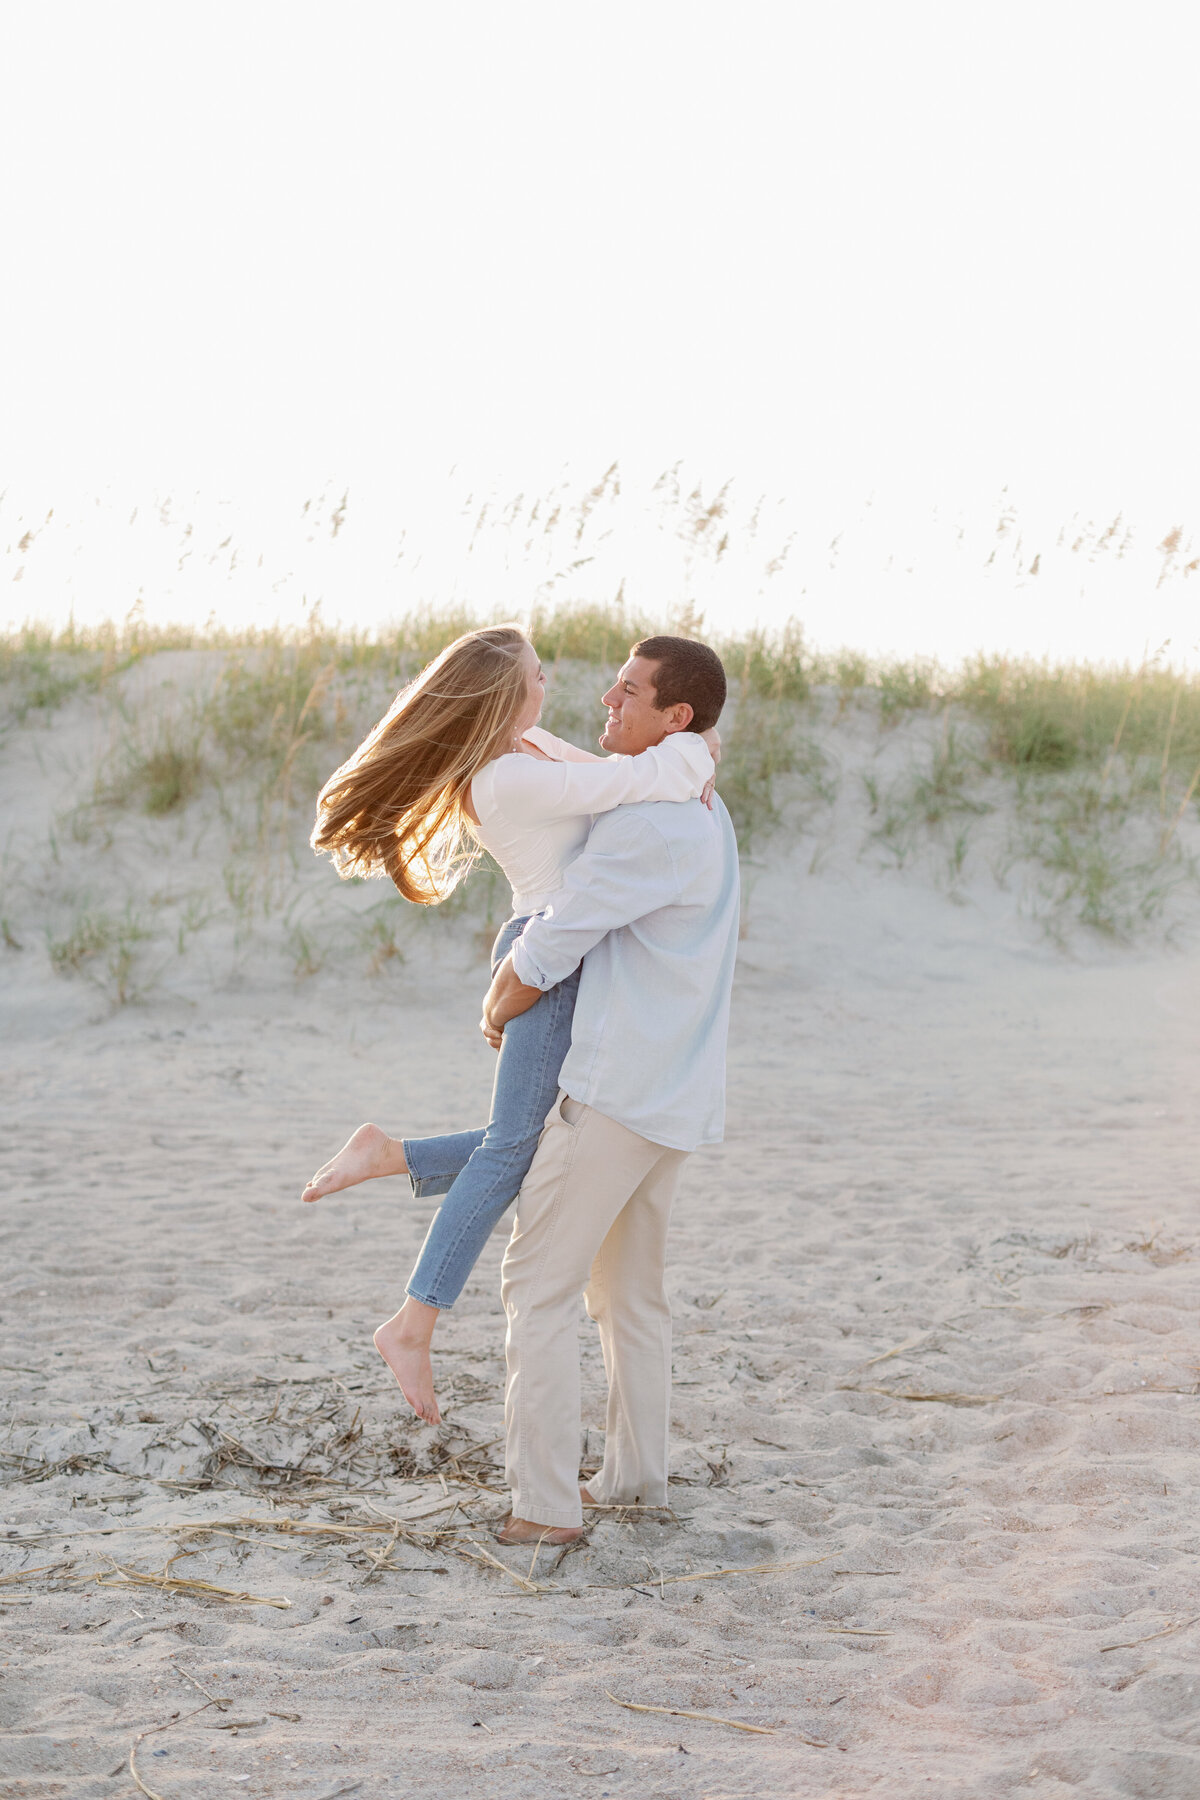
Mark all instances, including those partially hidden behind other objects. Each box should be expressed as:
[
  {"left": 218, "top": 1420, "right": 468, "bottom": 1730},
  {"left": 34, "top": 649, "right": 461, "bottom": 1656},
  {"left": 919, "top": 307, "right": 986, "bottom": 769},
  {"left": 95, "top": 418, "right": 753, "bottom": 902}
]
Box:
[
  {"left": 373, "top": 1297, "right": 441, "bottom": 1424},
  {"left": 301, "top": 1123, "right": 408, "bottom": 1203},
  {"left": 495, "top": 1516, "right": 584, "bottom": 1545}
]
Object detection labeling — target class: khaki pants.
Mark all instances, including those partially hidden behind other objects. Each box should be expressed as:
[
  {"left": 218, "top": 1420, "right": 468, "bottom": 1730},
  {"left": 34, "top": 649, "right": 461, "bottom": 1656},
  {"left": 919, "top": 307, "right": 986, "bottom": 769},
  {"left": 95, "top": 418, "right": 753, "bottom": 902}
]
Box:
[{"left": 500, "top": 1093, "right": 689, "bottom": 1528}]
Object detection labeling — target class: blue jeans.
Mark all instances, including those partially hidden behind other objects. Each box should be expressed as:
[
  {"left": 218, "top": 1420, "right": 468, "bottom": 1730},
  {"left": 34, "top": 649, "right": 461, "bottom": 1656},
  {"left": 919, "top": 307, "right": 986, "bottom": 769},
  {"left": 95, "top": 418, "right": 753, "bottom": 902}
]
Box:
[{"left": 402, "top": 915, "right": 581, "bottom": 1310}]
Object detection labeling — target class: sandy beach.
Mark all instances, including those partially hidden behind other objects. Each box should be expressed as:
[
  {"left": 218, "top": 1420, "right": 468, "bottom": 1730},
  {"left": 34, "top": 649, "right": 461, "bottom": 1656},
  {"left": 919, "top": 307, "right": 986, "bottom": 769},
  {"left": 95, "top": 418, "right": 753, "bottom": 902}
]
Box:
[
  {"left": 3, "top": 671, "right": 1200, "bottom": 1800},
  {"left": 5, "top": 0, "right": 1200, "bottom": 1785}
]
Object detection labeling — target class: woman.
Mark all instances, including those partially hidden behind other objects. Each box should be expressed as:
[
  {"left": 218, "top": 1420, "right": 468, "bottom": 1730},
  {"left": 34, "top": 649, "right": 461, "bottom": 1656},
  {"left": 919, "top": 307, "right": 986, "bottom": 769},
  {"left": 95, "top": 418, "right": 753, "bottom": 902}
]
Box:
[{"left": 302, "top": 625, "right": 716, "bottom": 1424}]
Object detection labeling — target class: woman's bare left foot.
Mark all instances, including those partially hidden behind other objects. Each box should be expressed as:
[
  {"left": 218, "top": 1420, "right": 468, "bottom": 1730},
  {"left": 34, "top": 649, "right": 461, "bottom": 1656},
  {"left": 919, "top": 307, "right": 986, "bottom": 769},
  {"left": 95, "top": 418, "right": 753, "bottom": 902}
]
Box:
[
  {"left": 495, "top": 1516, "right": 584, "bottom": 1545},
  {"left": 301, "top": 1123, "right": 407, "bottom": 1203},
  {"left": 373, "top": 1303, "right": 440, "bottom": 1424}
]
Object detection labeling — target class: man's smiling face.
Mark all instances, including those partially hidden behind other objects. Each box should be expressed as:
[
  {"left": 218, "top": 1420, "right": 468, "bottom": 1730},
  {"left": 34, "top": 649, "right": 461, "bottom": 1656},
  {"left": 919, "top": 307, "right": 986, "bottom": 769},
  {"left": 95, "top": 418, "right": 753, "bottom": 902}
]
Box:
[{"left": 600, "top": 655, "right": 682, "bottom": 754}]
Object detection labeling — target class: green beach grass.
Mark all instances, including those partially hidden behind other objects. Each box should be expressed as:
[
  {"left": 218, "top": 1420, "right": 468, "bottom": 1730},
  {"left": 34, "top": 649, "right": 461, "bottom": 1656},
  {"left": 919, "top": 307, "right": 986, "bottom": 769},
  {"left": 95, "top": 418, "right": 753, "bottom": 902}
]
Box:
[
  {"left": 7, "top": 604, "right": 1200, "bottom": 772},
  {"left": 3, "top": 602, "right": 1199, "bottom": 1003}
]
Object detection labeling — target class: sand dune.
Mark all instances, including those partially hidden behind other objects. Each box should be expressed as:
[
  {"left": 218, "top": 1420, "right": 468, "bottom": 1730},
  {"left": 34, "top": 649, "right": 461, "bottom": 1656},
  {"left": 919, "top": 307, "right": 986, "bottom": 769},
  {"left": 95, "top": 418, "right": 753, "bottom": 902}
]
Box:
[{"left": 3, "top": 672, "right": 1200, "bottom": 1798}]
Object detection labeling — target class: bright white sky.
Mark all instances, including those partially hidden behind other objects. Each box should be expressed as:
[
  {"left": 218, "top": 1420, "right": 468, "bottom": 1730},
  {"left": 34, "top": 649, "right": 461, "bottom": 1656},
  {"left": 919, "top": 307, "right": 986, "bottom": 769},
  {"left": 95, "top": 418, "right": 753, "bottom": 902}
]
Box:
[{"left": 2, "top": 1, "right": 1199, "bottom": 661}]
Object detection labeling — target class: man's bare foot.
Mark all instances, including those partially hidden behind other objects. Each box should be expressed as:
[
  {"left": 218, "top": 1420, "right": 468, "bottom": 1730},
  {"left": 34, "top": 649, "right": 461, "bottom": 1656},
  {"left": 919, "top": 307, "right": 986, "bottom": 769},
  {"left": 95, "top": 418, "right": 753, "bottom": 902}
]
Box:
[
  {"left": 579, "top": 1485, "right": 597, "bottom": 1506},
  {"left": 495, "top": 1516, "right": 584, "bottom": 1545},
  {"left": 301, "top": 1123, "right": 407, "bottom": 1203},
  {"left": 373, "top": 1298, "right": 441, "bottom": 1425}
]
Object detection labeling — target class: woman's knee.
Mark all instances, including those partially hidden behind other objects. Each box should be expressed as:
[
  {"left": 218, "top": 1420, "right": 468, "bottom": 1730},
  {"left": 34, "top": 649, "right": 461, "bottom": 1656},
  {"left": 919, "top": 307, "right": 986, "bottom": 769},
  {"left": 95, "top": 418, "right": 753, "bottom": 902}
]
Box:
[{"left": 478, "top": 1127, "right": 542, "bottom": 1165}]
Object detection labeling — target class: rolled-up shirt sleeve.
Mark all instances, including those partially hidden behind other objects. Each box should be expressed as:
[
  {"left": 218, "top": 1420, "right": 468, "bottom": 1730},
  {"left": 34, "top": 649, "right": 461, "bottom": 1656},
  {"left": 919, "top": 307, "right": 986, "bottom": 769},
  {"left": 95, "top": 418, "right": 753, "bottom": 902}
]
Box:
[
  {"left": 520, "top": 727, "right": 606, "bottom": 764},
  {"left": 509, "top": 810, "right": 682, "bottom": 990}
]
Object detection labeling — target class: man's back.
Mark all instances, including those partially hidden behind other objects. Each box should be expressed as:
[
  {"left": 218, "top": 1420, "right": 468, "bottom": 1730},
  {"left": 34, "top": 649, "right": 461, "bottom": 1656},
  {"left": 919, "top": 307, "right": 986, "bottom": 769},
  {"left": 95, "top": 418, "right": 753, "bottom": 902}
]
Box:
[{"left": 511, "top": 793, "right": 740, "bottom": 1149}]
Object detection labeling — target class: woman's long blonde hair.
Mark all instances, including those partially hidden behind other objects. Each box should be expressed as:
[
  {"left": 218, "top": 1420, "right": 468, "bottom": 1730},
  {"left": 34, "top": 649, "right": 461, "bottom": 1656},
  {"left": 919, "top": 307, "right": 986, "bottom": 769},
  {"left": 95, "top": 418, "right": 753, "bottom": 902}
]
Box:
[{"left": 311, "top": 625, "right": 531, "bottom": 904}]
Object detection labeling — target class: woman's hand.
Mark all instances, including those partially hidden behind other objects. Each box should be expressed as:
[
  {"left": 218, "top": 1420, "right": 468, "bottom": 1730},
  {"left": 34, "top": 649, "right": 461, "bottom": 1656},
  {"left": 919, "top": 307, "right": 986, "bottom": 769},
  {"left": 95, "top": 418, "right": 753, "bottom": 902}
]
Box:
[{"left": 700, "top": 726, "right": 721, "bottom": 808}]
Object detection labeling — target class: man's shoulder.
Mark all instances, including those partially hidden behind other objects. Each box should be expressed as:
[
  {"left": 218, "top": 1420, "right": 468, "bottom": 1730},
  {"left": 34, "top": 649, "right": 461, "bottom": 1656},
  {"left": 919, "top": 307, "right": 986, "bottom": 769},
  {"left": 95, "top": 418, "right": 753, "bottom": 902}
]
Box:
[{"left": 589, "top": 795, "right": 735, "bottom": 856}]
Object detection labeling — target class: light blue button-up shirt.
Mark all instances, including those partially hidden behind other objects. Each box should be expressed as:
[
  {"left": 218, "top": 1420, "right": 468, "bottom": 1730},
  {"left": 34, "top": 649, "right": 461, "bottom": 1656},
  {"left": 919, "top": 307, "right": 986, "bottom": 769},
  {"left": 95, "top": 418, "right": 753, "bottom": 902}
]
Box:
[{"left": 509, "top": 794, "right": 740, "bottom": 1151}]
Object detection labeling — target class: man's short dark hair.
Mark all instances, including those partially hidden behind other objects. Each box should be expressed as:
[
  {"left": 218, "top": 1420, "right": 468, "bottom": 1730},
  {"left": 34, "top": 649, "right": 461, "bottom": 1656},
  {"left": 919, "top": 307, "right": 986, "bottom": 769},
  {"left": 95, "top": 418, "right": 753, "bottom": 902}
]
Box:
[{"left": 631, "top": 635, "right": 727, "bottom": 733}]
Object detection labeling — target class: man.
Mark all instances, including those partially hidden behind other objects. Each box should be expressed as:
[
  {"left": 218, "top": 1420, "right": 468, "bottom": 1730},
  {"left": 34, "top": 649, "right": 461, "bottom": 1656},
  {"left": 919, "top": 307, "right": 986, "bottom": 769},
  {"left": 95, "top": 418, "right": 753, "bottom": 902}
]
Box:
[{"left": 480, "top": 635, "right": 740, "bottom": 1544}]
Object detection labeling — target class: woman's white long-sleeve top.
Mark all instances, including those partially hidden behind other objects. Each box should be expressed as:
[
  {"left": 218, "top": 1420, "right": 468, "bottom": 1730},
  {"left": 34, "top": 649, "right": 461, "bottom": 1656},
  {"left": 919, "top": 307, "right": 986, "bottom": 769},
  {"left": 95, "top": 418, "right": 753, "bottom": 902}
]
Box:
[{"left": 468, "top": 726, "right": 714, "bottom": 915}]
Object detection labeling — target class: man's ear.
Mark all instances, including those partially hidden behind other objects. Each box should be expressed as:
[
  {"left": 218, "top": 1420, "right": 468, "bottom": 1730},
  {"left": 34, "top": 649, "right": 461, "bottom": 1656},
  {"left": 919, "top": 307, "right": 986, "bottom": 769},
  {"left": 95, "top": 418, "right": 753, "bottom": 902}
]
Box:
[{"left": 658, "top": 702, "right": 695, "bottom": 735}]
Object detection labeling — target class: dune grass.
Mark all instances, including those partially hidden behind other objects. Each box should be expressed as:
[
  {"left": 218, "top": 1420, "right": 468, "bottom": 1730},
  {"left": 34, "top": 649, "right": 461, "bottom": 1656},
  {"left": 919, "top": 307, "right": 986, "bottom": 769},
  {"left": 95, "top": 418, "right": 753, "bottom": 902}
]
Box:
[
  {"left": 7, "top": 605, "right": 1200, "bottom": 778},
  {"left": 45, "top": 904, "right": 154, "bottom": 1005},
  {"left": 3, "top": 602, "right": 1199, "bottom": 998}
]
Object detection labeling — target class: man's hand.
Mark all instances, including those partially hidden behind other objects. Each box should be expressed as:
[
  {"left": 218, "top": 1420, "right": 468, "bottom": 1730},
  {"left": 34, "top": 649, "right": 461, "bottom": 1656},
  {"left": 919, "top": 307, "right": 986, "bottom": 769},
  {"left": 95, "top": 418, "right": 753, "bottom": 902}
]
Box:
[{"left": 480, "top": 952, "right": 543, "bottom": 1051}]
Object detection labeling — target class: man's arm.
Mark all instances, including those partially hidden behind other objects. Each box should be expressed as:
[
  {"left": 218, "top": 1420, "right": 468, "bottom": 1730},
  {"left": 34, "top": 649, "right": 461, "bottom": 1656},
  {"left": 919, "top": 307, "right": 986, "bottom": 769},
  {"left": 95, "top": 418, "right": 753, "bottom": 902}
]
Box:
[
  {"left": 480, "top": 957, "right": 542, "bottom": 1049},
  {"left": 479, "top": 811, "right": 680, "bottom": 1048}
]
